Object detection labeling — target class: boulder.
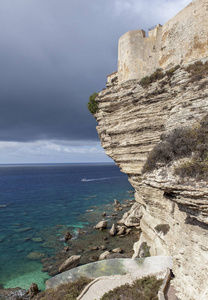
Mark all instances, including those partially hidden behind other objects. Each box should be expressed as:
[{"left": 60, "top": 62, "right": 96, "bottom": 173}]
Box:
[
  {"left": 117, "top": 226, "right": 126, "bottom": 236},
  {"left": 112, "top": 213, "right": 117, "bottom": 217},
  {"left": 89, "top": 256, "right": 99, "bottom": 262},
  {"left": 109, "top": 223, "right": 117, "bottom": 236},
  {"left": 125, "top": 228, "right": 132, "bottom": 235},
  {"left": 114, "top": 199, "right": 120, "bottom": 206},
  {"left": 112, "top": 247, "right": 122, "bottom": 253},
  {"left": 90, "top": 246, "right": 98, "bottom": 251},
  {"left": 63, "top": 246, "right": 70, "bottom": 252},
  {"left": 95, "top": 220, "right": 107, "bottom": 230},
  {"left": 59, "top": 255, "right": 81, "bottom": 273},
  {"left": 102, "top": 212, "right": 106, "bottom": 217},
  {"left": 64, "top": 231, "right": 72, "bottom": 241},
  {"left": 100, "top": 245, "right": 107, "bottom": 250},
  {"left": 99, "top": 251, "right": 111, "bottom": 260},
  {"left": 29, "top": 283, "right": 38, "bottom": 297}
]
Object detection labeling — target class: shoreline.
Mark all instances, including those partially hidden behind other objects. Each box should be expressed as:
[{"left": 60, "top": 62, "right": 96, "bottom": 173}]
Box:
[
  {"left": 0, "top": 193, "right": 140, "bottom": 298},
  {"left": 41, "top": 195, "right": 139, "bottom": 277}
]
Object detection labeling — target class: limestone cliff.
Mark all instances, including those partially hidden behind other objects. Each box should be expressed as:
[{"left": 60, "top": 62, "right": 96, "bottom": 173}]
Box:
[{"left": 95, "top": 66, "right": 208, "bottom": 299}]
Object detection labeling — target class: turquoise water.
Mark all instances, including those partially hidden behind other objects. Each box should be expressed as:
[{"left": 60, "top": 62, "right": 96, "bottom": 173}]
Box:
[{"left": 0, "top": 163, "right": 132, "bottom": 290}]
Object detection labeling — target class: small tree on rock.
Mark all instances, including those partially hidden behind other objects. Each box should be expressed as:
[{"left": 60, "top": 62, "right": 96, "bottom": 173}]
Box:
[{"left": 87, "top": 92, "right": 98, "bottom": 115}]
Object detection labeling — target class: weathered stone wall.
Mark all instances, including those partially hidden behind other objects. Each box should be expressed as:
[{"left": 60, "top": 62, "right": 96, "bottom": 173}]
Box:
[
  {"left": 118, "top": 0, "right": 208, "bottom": 83},
  {"left": 118, "top": 26, "right": 162, "bottom": 83},
  {"left": 95, "top": 66, "right": 208, "bottom": 299},
  {"left": 160, "top": 0, "right": 208, "bottom": 69}
]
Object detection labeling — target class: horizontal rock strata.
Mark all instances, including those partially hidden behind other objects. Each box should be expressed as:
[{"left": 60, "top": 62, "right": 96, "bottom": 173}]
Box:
[{"left": 95, "top": 65, "right": 208, "bottom": 300}]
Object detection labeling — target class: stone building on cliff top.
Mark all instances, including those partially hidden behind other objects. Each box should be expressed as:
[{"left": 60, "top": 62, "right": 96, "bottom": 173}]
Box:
[{"left": 107, "top": 0, "right": 208, "bottom": 85}]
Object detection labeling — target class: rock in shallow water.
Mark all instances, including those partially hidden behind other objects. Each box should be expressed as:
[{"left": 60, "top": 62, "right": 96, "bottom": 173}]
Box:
[
  {"left": 109, "top": 223, "right": 117, "bottom": 236},
  {"left": 99, "top": 251, "right": 111, "bottom": 260},
  {"left": 59, "top": 255, "right": 81, "bottom": 273},
  {"left": 112, "top": 247, "right": 122, "bottom": 253},
  {"left": 94, "top": 220, "right": 107, "bottom": 230},
  {"left": 64, "top": 231, "right": 72, "bottom": 241},
  {"left": 29, "top": 283, "right": 38, "bottom": 297},
  {"left": 26, "top": 252, "right": 45, "bottom": 260}
]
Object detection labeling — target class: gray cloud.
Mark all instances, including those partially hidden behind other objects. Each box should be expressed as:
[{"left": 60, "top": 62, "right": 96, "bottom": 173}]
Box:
[{"left": 0, "top": 0, "right": 191, "bottom": 143}]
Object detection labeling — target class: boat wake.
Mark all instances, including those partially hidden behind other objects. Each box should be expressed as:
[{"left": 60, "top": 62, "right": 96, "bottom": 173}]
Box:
[{"left": 81, "top": 177, "right": 118, "bottom": 182}]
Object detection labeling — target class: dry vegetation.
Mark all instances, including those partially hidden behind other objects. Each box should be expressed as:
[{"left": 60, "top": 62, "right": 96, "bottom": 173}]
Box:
[
  {"left": 100, "top": 276, "right": 163, "bottom": 300},
  {"left": 142, "top": 114, "right": 208, "bottom": 180},
  {"left": 33, "top": 277, "right": 92, "bottom": 300},
  {"left": 140, "top": 65, "right": 179, "bottom": 88},
  {"left": 185, "top": 60, "right": 208, "bottom": 83}
]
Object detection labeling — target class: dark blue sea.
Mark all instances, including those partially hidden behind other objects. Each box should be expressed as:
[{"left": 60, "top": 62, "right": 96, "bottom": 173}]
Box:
[{"left": 0, "top": 163, "right": 132, "bottom": 290}]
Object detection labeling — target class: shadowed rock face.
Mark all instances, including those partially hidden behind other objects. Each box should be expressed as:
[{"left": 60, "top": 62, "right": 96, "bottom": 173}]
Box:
[{"left": 95, "top": 65, "right": 208, "bottom": 299}]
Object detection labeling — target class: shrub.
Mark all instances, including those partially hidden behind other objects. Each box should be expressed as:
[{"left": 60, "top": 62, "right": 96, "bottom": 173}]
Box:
[
  {"left": 175, "top": 158, "right": 208, "bottom": 180},
  {"left": 140, "top": 69, "right": 164, "bottom": 88},
  {"left": 139, "top": 242, "right": 151, "bottom": 258},
  {"left": 87, "top": 92, "right": 98, "bottom": 115},
  {"left": 165, "top": 65, "right": 180, "bottom": 79},
  {"left": 35, "top": 277, "right": 92, "bottom": 300},
  {"left": 155, "top": 224, "right": 170, "bottom": 235},
  {"left": 185, "top": 60, "right": 208, "bottom": 82},
  {"left": 142, "top": 114, "right": 208, "bottom": 180},
  {"left": 142, "top": 127, "right": 194, "bottom": 173},
  {"left": 140, "top": 65, "right": 181, "bottom": 88},
  {"left": 101, "top": 275, "right": 163, "bottom": 300}
]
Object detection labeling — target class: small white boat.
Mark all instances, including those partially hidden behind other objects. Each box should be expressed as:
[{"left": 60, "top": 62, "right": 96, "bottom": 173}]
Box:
[{"left": 81, "top": 178, "right": 87, "bottom": 182}]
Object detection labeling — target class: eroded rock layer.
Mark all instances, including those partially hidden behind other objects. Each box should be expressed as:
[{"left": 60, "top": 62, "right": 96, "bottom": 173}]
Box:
[{"left": 95, "top": 66, "right": 208, "bottom": 300}]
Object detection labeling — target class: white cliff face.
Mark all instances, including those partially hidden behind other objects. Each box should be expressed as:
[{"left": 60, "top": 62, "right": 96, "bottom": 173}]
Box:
[{"left": 95, "top": 66, "right": 208, "bottom": 300}]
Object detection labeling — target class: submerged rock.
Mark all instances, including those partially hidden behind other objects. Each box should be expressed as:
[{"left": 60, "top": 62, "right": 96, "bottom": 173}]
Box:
[
  {"left": 31, "top": 237, "right": 43, "bottom": 242},
  {"left": 59, "top": 255, "right": 81, "bottom": 273},
  {"left": 26, "top": 252, "right": 45, "bottom": 260}
]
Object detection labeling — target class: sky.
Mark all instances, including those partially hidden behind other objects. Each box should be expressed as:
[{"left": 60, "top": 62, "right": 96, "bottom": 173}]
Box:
[{"left": 0, "top": 0, "right": 192, "bottom": 164}]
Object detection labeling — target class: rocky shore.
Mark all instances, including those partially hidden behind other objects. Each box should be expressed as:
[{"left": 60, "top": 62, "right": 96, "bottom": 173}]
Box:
[
  {"left": 0, "top": 193, "right": 143, "bottom": 299},
  {"left": 41, "top": 196, "right": 140, "bottom": 276}
]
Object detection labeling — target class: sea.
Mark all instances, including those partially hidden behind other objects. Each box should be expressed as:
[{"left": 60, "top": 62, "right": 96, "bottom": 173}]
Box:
[{"left": 0, "top": 163, "right": 133, "bottom": 291}]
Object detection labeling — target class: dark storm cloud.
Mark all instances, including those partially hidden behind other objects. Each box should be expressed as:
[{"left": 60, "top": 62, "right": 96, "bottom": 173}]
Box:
[{"left": 0, "top": 0, "right": 191, "bottom": 142}]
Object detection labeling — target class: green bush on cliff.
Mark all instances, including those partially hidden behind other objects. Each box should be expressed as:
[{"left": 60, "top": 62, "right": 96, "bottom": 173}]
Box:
[
  {"left": 140, "top": 68, "right": 164, "bottom": 87},
  {"left": 87, "top": 92, "right": 98, "bottom": 115},
  {"left": 140, "top": 65, "right": 181, "bottom": 88},
  {"left": 142, "top": 114, "right": 208, "bottom": 180}
]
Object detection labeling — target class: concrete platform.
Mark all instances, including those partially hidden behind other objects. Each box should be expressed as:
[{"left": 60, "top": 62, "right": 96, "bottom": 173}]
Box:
[{"left": 46, "top": 256, "right": 173, "bottom": 297}]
